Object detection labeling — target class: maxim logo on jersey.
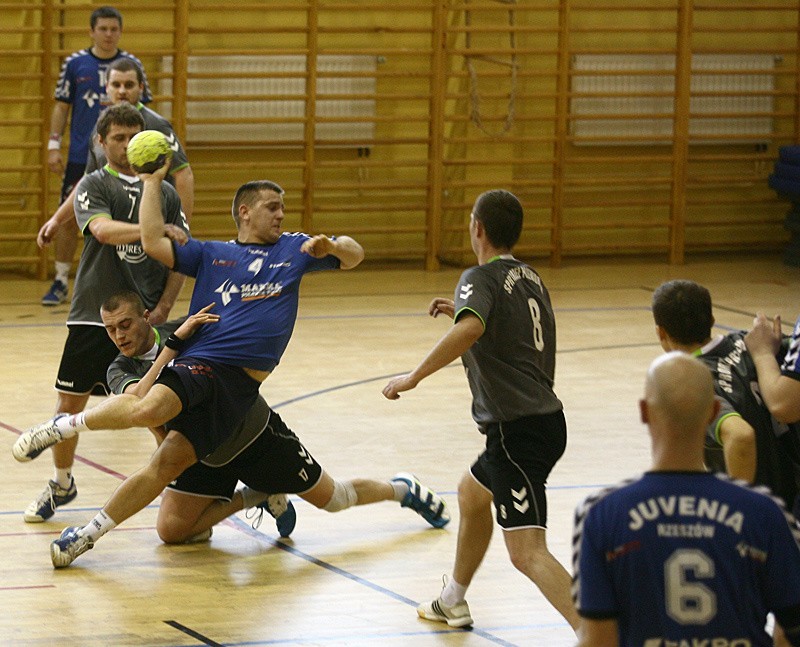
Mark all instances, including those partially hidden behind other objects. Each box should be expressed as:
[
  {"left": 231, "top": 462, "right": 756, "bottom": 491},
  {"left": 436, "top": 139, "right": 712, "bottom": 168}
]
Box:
[
  {"left": 116, "top": 243, "right": 147, "bottom": 264},
  {"left": 628, "top": 495, "right": 744, "bottom": 534},
  {"left": 241, "top": 282, "right": 282, "bottom": 301}
]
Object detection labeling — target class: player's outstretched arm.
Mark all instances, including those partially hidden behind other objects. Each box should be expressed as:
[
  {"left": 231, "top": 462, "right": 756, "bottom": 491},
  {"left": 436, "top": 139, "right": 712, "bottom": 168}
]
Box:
[
  {"left": 301, "top": 234, "right": 364, "bottom": 270},
  {"left": 138, "top": 162, "right": 176, "bottom": 268},
  {"left": 382, "top": 312, "right": 483, "bottom": 399}
]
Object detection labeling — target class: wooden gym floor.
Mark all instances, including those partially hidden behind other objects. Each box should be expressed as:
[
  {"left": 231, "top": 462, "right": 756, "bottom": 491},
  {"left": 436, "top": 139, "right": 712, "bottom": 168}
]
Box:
[{"left": 0, "top": 254, "right": 798, "bottom": 646}]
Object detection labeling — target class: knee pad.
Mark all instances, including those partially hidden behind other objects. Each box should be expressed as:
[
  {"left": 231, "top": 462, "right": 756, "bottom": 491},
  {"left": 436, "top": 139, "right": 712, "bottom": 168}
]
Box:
[{"left": 323, "top": 479, "right": 358, "bottom": 512}]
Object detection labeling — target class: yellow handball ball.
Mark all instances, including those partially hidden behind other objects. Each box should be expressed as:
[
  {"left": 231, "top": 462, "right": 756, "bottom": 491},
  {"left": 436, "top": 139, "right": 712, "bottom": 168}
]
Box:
[{"left": 126, "top": 130, "right": 172, "bottom": 174}]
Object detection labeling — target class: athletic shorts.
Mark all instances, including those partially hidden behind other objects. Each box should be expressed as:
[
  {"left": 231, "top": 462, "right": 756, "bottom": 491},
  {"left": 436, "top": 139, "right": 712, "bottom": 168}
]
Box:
[
  {"left": 60, "top": 162, "right": 86, "bottom": 203},
  {"left": 55, "top": 324, "right": 119, "bottom": 396},
  {"left": 157, "top": 357, "right": 262, "bottom": 461},
  {"left": 470, "top": 410, "right": 567, "bottom": 530},
  {"left": 167, "top": 406, "right": 323, "bottom": 499}
]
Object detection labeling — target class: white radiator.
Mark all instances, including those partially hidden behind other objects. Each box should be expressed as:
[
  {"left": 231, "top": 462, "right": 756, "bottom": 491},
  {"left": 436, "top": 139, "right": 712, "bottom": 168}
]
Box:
[
  {"left": 160, "top": 54, "right": 376, "bottom": 145},
  {"left": 570, "top": 53, "right": 775, "bottom": 145}
]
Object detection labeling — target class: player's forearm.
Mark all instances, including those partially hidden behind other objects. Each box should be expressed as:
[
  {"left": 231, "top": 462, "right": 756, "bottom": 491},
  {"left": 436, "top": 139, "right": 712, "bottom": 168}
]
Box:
[
  {"left": 720, "top": 417, "right": 757, "bottom": 483},
  {"left": 409, "top": 316, "right": 483, "bottom": 386},
  {"left": 89, "top": 219, "right": 144, "bottom": 245},
  {"left": 49, "top": 102, "right": 69, "bottom": 137},
  {"left": 54, "top": 185, "right": 78, "bottom": 224},
  {"left": 330, "top": 235, "right": 365, "bottom": 270},
  {"left": 139, "top": 177, "right": 175, "bottom": 265},
  {"left": 173, "top": 166, "right": 194, "bottom": 221},
  {"left": 750, "top": 353, "right": 800, "bottom": 424}
]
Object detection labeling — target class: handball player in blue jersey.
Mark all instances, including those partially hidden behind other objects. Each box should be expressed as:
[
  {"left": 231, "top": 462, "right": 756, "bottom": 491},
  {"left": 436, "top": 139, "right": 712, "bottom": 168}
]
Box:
[
  {"left": 573, "top": 352, "right": 800, "bottom": 647},
  {"left": 16, "top": 166, "right": 450, "bottom": 567},
  {"left": 44, "top": 5, "right": 152, "bottom": 306}
]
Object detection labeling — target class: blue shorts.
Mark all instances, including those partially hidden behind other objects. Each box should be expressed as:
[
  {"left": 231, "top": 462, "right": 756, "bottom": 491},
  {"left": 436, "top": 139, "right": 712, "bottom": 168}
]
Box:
[
  {"left": 470, "top": 410, "right": 567, "bottom": 530},
  {"left": 156, "top": 357, "right": 261, "bottom": 461}
]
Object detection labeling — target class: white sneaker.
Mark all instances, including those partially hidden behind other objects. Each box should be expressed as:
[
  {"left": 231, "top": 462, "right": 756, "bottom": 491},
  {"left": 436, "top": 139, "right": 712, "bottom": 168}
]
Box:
[
  {"left": 417, "top": 576, "right": 473, "bottom": 628},
  {"left": 13, "top": 415, "right": 69, "bottom": 462},
  {"left": 50, "top": 526, "right": 93, "bottom": 568}
]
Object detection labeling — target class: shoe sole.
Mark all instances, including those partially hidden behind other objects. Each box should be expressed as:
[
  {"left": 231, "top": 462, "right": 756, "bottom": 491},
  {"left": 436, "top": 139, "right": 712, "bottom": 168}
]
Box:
[{"left": 417, "top": 608, "right": 473, "bottom": 628}]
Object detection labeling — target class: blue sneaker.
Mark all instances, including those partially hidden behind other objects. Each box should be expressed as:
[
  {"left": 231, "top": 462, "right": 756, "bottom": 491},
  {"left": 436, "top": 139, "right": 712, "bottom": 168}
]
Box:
[
  {"left": 392, "top": 472, "right": 450, "bottom": 528},
  {"left": 247, "top": 494, "right": 297, "bottom": 538},
  {"left": 41, "top": 279, "right": 68, "bottom": 306},
  {"left": 51, "top": 526, "right": 93, "bottom": 568},
  {"left": 24, "top": 477, "right": 77, "bottom": 523}
]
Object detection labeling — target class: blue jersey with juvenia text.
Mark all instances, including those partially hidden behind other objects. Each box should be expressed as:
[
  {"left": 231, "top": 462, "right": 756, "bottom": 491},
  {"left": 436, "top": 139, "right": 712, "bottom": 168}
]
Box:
[
  {"left": 172, "top": 233, "right": 339, "bottom": 372},
  {"left": 573, "top": 472, "right": 800, "bottom": 646}
]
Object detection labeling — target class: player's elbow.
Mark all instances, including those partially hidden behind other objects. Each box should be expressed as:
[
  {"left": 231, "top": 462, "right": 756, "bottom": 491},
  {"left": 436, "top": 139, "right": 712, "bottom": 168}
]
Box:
[{"left": 770, "top": 399, "right": 800, "bottom": 425}]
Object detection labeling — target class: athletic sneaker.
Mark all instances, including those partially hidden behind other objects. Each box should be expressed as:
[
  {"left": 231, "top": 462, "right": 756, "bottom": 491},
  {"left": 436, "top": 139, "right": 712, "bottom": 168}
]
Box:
[
  {"left": 392, "top": 472, "right": 450, "bottom": 528},
  {"left": 12, "top": 415, "right": 68, "bottom": 462},
  {"left": 417, "top": 576, "right": 473, "bottom": 628},
  {"left": 23, "top": 477, "right": 78, "bottom": 523},
  {"left": 246, "top": 494, "right": 297, "bottom": 538},
  {"left": 41, "top": 279, "right": 68, "bottom": 306},
  {"left": 50, "top": 526, "right": 93, "bottom": 568}
]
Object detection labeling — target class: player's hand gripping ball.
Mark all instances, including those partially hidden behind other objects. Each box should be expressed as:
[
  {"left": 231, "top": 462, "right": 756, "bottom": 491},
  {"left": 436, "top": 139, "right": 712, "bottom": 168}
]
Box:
[{"left": 126, "top": 130, "right": 172, "bottom": 174}]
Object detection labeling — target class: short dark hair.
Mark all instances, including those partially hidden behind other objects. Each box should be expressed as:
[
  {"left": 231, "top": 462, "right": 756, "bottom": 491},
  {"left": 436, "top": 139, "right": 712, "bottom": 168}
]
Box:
[
  {"left": 91, "top": 6, "right": 123, "bottom": 29},
  {"left": 96, "top": 102, "right": 144, "bottom": 139},
  {"left": 231, "top": 180, "right": 284, "bottom": 227},
  {"left": 472, "top": 189, "right": 523, "bottom": 249},
  {"left": 101, "top": 290, "right": 145, "bottom": 317},
  {"left": 652, "top": 280, "right": 714, "bottom": 345},
  {"left": 108, "top": 58, "right": 144, "bottom": 86}
]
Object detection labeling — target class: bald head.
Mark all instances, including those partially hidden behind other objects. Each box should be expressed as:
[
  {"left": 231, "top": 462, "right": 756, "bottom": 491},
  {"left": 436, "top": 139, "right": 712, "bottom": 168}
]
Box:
[{"left": 642, "top": 352, "right": 717, "bottom": 451}]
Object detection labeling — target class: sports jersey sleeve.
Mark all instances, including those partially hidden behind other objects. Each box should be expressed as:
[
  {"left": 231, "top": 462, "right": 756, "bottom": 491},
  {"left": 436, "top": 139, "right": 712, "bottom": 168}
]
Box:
[
  {"left": 709, "top": 396, "right": 740, "bottom": 447},
  {"left": 107, "top": 354, "right": 149, "bottom": 395},
  {"left": 163, "top": 130, "right": 189, "bottom": 174},
  {"left": 291, "top": 233, "right": 341, "bottom": 273},
  {"left": 53, "top": 55, "right": 76, "bottom": 103},
  {"left": 172, "top": 237, "right": 205, "bottom": 278},
  {"left": 780, "top": 315, "right": 800, "bottom": 380},
  {"left": 573, "top": 500, "right": 619, "bottom": 619},
  {"left": 453, "top": 266, "right": 491, "bottom": 329},
  {"left": 73, "top": 173, "right": 111, "bottom": 233}
]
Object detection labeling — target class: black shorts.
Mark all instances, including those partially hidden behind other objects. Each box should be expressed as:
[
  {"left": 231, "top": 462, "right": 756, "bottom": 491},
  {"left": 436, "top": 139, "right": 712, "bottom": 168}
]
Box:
[
  {"left": 55, "top": 325, "right": 119, "bottom": 396},
  {"left": 470, "top": 410, "right": 567, "bottom": 530},
  {"left": 167, "top": 406, "right": 323, "bottom": 499},
  {"left": 60, "top": 162, "right": 85, "bottom": 203},
  {"left": 157, "top": 357, "right": 262, "bottom": 461}
]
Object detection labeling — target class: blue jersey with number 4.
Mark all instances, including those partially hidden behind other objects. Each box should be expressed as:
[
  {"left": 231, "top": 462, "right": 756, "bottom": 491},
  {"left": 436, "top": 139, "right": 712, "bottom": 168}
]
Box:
[
  {"left": 172, "top": 233, "right": 339, "bottom": 372},
  {"left": 573, "top": 472, "right": 800, "bottom": 646}
]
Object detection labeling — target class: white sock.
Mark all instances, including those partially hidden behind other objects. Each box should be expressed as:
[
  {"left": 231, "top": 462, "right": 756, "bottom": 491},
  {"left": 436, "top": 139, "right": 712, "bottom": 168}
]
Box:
[
  {"left": 441, "top": 577, "right": 468, "bottom": 606},
  {"left": 238, "top": 486, "right": 268, "bottom": 509},
  {"left": 55, "top": 412, "right": 87, "bottom": 435},
  {"left": 79, "top": 510, "right": 117, "bottom": 542},
  {"left": 391, "top": 481, "right": 409, "bottom": 502},
  {"left": 54, "top": 467, "right": 73, "bottom": 489},
  {"left": 54, "top": 262, "right": 70, "bottom": 285}
]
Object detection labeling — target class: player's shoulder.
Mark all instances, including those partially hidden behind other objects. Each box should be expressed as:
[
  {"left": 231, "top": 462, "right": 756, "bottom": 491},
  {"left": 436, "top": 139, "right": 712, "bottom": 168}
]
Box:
[
  {"left": 118, "top": 50, "right": 145, "bottom": 65},
  {"left": 141, "top": 106, "right": 173, "bottom": 132},
  {"left": 63, "top": 48, "right": 91, "bottom": 65},
  {"left": 575, "top": 475, "right": 644, "bottom": 522}
]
